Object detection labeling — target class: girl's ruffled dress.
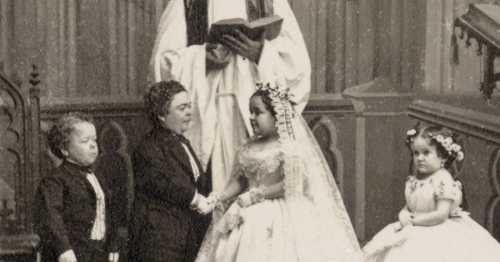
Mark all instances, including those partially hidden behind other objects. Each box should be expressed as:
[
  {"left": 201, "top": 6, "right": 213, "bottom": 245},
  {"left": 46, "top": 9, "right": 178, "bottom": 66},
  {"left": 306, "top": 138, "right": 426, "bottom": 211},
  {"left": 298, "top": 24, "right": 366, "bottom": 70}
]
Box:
[
  {"left": 195, "top": 142, "right": 363, "bottom": 262},
  {"left": 363, "top": 169, "right": 500, "bottom": 262}
]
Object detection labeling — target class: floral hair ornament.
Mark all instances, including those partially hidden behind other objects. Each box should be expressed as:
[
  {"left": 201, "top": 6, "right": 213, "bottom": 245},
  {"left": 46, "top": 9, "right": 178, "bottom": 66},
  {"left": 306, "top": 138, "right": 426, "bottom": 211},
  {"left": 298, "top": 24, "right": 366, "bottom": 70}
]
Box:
[
  {"left": 405, "top": 128, "right": 464, "bottom": 161},
  {"left": 430, "top": 133, "right": 464, "bottom": 161},
  {"left": 256, "top": 82, "right": 296, "bottom": 141},
  {"left": 405, "top": 128, "right": 418, "bottom": 145}
]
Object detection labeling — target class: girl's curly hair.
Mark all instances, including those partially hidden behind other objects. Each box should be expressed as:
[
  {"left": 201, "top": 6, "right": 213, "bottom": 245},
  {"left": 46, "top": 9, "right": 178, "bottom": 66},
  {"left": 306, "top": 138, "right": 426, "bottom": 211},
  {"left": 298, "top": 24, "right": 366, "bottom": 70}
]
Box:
[{"left": 406, "top": 124, "right": 464, "bottom": 169}]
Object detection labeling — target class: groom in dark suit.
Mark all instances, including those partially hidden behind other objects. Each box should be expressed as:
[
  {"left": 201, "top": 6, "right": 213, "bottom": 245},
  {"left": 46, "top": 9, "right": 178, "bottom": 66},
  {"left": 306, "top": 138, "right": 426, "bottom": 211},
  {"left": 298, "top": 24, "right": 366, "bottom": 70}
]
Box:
[{"left": 128, "top": 81, "right": 212, "bottom": 262}]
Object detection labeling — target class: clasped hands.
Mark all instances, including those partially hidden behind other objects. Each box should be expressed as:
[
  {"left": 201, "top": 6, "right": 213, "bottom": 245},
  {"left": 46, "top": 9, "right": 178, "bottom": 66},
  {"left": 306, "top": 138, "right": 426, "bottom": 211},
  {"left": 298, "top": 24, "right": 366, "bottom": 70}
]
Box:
[
  {"left": 192, "top": 192, "right": 225, "bottom": 215},
  {"left": 394, "top": 208, "right": 414, "bottom": 232},
  {"left": 193, "top": 188, "right": 264, "bottom": 215}
]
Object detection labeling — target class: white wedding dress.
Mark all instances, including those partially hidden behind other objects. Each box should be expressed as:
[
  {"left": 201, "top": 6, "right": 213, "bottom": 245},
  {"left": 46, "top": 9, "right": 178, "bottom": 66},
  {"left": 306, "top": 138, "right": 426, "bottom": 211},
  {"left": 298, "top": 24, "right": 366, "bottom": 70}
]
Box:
[{"left": 195, "top": 117, "right": 364, "bottom": 262}]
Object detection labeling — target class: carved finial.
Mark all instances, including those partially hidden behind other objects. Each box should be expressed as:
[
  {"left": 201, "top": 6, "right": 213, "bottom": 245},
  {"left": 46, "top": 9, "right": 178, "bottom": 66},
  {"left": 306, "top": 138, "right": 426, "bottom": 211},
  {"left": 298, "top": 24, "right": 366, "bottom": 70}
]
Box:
[
  {"left": 458, "top": 28, "right": 465, "bottom": 39},
  {"left": 29, "top": 64, "right": 40, "bottom": 87},
  {"left": 465, "top": 36, "right": 472, "bottom": 47},
  {"left": 477, "top": 42, "right": 483, "bottom": 56}
]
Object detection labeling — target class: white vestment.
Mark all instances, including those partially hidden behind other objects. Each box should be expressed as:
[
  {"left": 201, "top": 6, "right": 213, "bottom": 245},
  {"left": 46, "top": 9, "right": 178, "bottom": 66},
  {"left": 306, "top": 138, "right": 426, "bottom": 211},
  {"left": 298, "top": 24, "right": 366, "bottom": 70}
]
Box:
[{"left": 150, "top": 0, "right": 311, "bottom": 192}]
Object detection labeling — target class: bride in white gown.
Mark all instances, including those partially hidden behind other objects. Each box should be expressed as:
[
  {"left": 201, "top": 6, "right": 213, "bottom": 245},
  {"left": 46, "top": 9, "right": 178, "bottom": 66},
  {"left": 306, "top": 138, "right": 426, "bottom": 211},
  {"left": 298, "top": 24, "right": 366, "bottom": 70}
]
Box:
[{"left": 195, "top": 84, "right": 364, "bottom": 262}]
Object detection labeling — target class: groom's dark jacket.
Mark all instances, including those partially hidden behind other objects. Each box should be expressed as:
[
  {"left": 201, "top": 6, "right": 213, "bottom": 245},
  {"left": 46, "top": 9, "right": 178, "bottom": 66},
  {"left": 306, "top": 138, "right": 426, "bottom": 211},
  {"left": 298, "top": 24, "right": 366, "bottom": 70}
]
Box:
[{"left": 128, "top": 127, "right": 210, "bottom": 262}]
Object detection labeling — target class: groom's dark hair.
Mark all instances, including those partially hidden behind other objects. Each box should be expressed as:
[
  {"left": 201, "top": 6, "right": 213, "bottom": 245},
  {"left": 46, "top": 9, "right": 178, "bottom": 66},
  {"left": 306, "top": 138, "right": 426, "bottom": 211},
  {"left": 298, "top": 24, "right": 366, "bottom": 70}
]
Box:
[{"left": 144, "top": 80, "right": 187, "bottom": 127}]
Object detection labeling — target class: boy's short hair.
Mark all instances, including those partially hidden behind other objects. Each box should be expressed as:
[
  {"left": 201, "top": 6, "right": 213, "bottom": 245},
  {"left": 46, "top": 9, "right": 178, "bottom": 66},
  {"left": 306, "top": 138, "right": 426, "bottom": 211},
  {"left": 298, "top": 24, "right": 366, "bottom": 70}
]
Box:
[
  {"left": 47, "top": 112, "right": 94, "bottom": 159},
  {"left": 144, "top": 80, "right": 187, "bottom": 127}
]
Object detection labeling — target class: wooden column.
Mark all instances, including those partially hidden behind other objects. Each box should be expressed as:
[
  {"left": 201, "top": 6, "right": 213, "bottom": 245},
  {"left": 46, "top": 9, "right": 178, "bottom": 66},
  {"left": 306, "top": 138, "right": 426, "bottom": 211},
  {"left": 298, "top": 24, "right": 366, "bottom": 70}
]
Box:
[
  {"left": 0, "top": 0, "right": 12, "bottom": 75},
  {"left": 58, "top": 0, "right": 68, "bottom": 96},
  {"left": 109, "top": 0, "right": 119, "bottom": 96},
  {"left": 45, "top": 0, "right": 60, "bottom": 98},
  {"left": 345, "top": 0, "right": 358, "bottom": 88},
  {"left": 118, "top": 0, "right": 128, "bottom": 97},
  {"left": 424, "top": 0, "right": 446, "bottom": 92},
  {"left": 128, "top": 0, "right": 137, "bottom": 96},
  {"left": 67, "top": 0, "right": 77, "bottom": 96},
  {"left": 358, "top": 0, "right": 375, "bottom": 84},
  {"left": 389, "top": 0, "right": 402, "bottom": 86},
  {"left": 333, "top": 0, "right": 346, "bottom": 93}
]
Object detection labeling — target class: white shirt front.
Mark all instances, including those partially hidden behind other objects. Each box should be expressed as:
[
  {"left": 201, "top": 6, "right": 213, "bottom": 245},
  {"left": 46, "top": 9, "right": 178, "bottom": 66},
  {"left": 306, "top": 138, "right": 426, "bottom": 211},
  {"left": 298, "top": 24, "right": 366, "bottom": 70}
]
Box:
[
  {"left": 182, "top": 143, "right": 200, "bottom": 182},
  {"left": 85, "top": 172, "right": 106, "bottom": 240}
]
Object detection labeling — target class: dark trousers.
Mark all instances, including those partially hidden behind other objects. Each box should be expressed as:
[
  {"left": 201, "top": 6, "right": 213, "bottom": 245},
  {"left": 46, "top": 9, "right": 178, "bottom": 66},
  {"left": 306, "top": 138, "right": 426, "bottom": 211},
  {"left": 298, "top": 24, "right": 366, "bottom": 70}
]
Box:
[
  {"left": 41, "top": 240, "right": 107, "bottom": 262},
  {"left": 75, "top": 240, "right": 107, "bottom": 262}
]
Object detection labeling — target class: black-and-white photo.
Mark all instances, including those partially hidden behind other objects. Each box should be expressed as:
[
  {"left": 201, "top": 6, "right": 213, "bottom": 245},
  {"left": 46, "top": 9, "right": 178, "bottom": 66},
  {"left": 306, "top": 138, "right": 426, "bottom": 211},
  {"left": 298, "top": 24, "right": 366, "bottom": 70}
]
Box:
[{"left": 1, "top": 0, "right": 500, "bottom": 261}]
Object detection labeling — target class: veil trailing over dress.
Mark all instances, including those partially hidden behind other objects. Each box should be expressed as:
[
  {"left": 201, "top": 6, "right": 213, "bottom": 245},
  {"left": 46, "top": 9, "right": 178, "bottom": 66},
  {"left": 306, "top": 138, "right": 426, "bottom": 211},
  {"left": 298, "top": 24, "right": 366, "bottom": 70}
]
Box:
[
  {"left": 278, "top": 110, "right": 363, "bottom": 261},
  {"left": 195, "top": 85, "right": 363, "bottom": 261}
]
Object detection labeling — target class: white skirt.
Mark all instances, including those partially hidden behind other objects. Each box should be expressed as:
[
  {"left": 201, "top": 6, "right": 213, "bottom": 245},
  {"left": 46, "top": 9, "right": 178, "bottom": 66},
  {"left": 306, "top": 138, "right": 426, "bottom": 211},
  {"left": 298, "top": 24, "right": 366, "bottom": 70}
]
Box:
[
  {"left": 196, "top": 196, "right": 363, "bottom": 262},
  {"left": 363, "top": 216, "right": 500, "bottom": 262}
]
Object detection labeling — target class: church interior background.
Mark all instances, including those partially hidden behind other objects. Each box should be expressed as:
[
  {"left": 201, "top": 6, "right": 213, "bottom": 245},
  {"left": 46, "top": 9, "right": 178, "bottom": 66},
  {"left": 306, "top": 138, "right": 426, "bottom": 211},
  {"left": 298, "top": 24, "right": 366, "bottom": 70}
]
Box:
[{"left": 1, "top": 0, "right": 500, "bottom": 260}]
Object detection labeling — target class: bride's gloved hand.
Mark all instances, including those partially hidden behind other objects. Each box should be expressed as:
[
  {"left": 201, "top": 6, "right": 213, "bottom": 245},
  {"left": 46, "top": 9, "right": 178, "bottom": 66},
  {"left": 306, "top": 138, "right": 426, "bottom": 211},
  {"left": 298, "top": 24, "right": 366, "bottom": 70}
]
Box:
[{"left": 237, "top": 188, "right": 263, "bottom": 208}]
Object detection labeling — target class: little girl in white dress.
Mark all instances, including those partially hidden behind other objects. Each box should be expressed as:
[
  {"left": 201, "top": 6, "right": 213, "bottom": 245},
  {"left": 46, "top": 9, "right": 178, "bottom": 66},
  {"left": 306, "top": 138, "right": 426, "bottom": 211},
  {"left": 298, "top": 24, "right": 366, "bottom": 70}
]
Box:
[
  {"left": 195, "top": 85, "right": 364, "bottom": 262},
  {"left": 363, "top": 125, "right": 500, "bottom": 262}
]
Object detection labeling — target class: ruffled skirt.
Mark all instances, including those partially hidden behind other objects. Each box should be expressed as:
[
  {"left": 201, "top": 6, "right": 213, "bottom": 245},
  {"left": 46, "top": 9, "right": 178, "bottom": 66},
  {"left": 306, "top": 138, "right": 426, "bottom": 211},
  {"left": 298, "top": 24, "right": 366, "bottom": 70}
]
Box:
[
  {"left": 196, "top": 196, "right": 363, "bottom": 262},
  {"left": 363, "top": 216, "right": 500, "bottom": 262}
]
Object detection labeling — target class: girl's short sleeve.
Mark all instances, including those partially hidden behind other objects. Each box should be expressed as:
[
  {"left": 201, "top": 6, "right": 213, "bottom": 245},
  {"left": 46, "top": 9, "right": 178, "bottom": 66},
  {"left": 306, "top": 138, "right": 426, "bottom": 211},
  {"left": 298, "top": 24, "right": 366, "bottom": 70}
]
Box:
[{"left": 431, "top": 170, "right": 462, "bottom": 204}]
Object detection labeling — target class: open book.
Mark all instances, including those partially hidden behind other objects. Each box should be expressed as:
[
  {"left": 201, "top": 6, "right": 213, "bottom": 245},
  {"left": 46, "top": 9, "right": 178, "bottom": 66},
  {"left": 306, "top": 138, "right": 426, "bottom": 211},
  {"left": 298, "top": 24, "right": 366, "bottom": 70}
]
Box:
[{"left": 208, "top": 15, "right": 283, "bottom": 43}]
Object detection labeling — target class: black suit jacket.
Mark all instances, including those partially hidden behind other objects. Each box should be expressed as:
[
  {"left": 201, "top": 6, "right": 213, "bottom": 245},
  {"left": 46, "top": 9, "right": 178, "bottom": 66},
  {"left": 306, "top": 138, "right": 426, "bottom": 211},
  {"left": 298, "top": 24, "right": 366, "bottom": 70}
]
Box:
[
  {"left": 33, "top": 161, "right": 120, "bottom": 262},
  {"left": 128, "top": 127, "right": 210, "bottom": 262}
]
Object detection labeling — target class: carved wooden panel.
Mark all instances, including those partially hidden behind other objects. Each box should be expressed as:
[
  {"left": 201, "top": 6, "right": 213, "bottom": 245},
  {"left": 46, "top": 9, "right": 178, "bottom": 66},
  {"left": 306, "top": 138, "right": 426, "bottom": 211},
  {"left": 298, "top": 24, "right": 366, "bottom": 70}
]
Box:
[
  {"left": 0, "top": 74, "right": 29, "bottom": 234},
  {"left": 0, "top": 67, "right": 41, "bottom": 260},
  {"left": 487, "top": 147, "right": 500, "bottom": 240},
  {"left": 309, "top": 116, "right": 344, "bottom": 192}
]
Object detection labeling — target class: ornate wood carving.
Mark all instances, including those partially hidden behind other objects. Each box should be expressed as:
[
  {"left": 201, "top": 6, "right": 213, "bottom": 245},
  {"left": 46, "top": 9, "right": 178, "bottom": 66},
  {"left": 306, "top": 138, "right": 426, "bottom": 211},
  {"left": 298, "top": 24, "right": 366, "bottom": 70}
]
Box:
[
  {"left": 486, "top": 147, "right": 500, "bottom": 240},
  {"left": 454, "top": 4, "right": 500, "bottom": 99},
  {"left": 0, "top": 65, "right": 41, "bottom": 259},
  {"left": 309, "top": 116, "right": 344, "bottom": 192}
]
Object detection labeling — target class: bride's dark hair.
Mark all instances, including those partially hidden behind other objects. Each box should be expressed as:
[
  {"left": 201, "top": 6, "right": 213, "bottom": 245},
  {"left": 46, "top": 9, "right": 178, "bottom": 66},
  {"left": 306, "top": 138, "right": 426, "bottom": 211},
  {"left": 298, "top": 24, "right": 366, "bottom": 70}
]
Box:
[{"left": 250, "top": 89, "right": 277, "bottom": 118}]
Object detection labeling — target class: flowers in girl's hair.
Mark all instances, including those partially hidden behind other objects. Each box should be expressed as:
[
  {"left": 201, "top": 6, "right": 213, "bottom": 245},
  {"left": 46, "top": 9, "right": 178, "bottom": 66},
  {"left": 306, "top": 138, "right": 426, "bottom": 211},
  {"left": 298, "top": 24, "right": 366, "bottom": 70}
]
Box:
[
  {"left": 405, "top": 128, "right": 418, "bottom": 144},
  {"left": 406, "top": 128, "right": 465, "bottom": 162},
  {"left": 406, "top": 129, "right": 417, "bottom": 136},
  {"left": 428, "top": 132, "right": 464, "bottom": 162},
  {"left": 456, "top": 151, "right": 464, "bottom": 161}
]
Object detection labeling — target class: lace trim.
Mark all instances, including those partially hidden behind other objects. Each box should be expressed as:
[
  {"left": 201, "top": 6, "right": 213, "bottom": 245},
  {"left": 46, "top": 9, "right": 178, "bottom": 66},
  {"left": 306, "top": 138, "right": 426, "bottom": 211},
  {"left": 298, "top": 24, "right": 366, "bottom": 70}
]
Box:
[
  {"left": 282, "top": 153, "right": 306, "bottom": 198},
  {"left": 237, "top": 143, "right": 283, "bottom": 183}
]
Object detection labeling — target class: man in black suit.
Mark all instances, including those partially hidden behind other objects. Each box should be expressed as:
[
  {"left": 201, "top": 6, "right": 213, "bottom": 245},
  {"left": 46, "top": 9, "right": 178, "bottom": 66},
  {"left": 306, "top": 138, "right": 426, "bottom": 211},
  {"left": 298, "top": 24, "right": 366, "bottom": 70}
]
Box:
[
  {"left": 34, "top": 113, "right": 121, "bottom": 262},
  {"left": 128, "top": 81, "right": 212, "bottom": 262}
]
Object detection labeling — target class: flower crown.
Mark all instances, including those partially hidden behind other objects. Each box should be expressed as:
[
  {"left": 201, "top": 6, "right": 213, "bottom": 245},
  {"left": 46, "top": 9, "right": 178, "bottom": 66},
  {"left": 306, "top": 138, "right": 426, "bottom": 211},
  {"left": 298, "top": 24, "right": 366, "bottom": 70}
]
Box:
[
  {"left": 256, "top": 83, "right": 296, "bottom": 140},
  {"left": 406, "top": 128, "right": 464, "bottom": 161}
]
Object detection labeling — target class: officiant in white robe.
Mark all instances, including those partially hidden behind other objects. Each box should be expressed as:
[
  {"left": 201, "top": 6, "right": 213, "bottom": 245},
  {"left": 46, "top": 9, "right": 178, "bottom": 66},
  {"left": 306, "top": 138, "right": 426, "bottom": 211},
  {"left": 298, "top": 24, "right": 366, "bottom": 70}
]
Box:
[{"left": 150, "top": 0, "right": 311, "bottom": 193}]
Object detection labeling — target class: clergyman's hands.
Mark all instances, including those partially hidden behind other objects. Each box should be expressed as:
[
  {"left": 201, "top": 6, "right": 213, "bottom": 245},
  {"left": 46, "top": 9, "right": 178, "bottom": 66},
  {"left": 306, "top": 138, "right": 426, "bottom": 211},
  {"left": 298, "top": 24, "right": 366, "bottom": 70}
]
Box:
[{"left": 220, "top": 29, "right": 264, "bottom": 63}]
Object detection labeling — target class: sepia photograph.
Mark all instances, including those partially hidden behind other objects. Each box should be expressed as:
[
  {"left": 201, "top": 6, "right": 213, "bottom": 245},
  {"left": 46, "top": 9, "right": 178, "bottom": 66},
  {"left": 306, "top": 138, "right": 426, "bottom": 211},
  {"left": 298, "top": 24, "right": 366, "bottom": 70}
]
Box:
[{"left": 1, "top": 0, "right": 500, "bottom": 261}]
